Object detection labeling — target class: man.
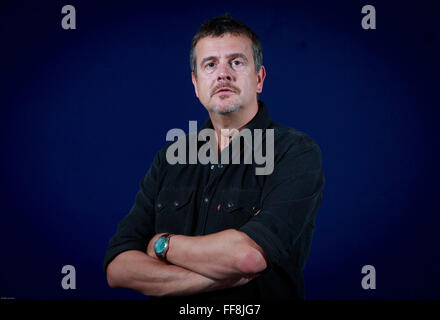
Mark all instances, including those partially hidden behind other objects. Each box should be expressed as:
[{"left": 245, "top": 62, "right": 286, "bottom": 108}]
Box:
[{"left": 104, "top": 14, "right": 324, "bottom": 300}]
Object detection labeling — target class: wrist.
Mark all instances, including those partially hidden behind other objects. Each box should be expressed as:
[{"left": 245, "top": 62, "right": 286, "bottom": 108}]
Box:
[
  {"left": 153, "top": 233, "right": 175, "bottom": 261},
  {"left": 164, "top": 234, "right": 183, "bottom": 264},
  {"left": 147, "top": 233, "right": 166, "bottom": 258}
]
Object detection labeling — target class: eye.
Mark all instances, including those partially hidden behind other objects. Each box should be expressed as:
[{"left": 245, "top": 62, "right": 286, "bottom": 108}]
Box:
[
  {"left": 231, "top": 59, "right": 245, "bottom": 69},
  {"left": 205, "top": 62, "right": 215, "bottom": 69}
]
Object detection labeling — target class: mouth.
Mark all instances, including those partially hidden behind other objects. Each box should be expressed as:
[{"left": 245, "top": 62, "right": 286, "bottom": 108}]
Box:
[{"left": 214, "top": 88, "right": 236, "bottom": 95}]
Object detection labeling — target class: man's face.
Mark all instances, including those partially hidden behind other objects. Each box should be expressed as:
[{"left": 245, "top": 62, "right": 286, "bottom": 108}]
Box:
[{"left": 191, "top": 34, "right": 265, "bottom": 115}]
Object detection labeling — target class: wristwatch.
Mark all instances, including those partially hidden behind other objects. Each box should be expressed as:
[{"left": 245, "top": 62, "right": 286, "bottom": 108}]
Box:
[{"left": 153, "top": 233, "right": 174, "bottom": 260}]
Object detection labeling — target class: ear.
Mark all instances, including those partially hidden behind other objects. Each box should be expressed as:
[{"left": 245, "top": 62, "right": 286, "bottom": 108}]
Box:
[
  {"left": 191, "top": 72, "right": 199, "bottom": 98},
  {"left": 256, "top": 66, "right": 266, "bottom": 94}
]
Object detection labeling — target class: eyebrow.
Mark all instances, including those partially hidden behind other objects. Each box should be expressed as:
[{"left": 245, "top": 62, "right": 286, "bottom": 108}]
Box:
[{"left": 200, "top": 53, "right": 249, "bottom": 67}]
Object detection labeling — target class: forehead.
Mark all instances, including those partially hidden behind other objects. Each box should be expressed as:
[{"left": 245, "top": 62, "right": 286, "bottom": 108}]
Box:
[{"left": 195, "top": 34, "right": 253, "bottom": 61}]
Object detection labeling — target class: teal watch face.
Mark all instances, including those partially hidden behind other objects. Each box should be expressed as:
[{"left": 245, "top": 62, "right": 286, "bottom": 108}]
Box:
[{"left": 154, "top": 237, "right": 167, "bottom": 254}]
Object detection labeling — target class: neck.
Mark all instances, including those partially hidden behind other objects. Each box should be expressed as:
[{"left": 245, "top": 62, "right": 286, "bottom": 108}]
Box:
[{"left": 209, "top": 101, "right": 259, "bottom": 152}]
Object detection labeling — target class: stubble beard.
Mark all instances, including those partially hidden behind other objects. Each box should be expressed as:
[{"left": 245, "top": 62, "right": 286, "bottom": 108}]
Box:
[
  {"left": 211, "top": 104, "right": 241, "bottom": 115},
  {"left": 210, "top": 97, "right": 242, "bottom": 115}
]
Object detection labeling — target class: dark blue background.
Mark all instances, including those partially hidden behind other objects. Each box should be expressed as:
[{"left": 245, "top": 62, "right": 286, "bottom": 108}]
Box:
[{"left": 1, "top": 0, "right": 439, "bottom": 299}]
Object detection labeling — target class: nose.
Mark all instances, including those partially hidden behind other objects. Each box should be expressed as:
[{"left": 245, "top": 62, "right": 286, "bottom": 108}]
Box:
[{"left": 217, "top": 62, "right": 233, "bottom": 82}]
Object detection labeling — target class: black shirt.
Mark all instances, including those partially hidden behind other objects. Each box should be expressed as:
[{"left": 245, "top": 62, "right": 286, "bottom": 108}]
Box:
[{"left": 103, "top": 101, "right": 324, "bottom": 300}]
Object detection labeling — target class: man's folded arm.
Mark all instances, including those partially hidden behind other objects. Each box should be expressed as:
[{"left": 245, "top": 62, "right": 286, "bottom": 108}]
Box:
[
  {"left": 106, "top": 250, "right": 253, "bottom": 297},
  {"left": 103, "top": 150, "right": 255, "bottom": 296},
  {"left": 149, "top": 229, "right": 268, "bottom": 280},
  {"left": 153, "top": 140, "right": 323, "bottom": 278}
]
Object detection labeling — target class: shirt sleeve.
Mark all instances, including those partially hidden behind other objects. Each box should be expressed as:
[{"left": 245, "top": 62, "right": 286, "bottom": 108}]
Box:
[
  {"left": 239, "top": 136, "right": 324, "bottom": 271},
  {"left": 102, "top": 150, "right": 164, "bottom": 276}
]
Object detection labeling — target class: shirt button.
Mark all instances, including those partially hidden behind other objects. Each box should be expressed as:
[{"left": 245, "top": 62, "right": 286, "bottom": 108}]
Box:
[
  {"left": 173, "top": 201, "right": 179, "bottom": 207},
  {"left": 157, "top": 203, "right": 162, "bottom": 209},
  {"left": 227, "top": 202, "right": 234, "bottom": 208},
  {"left": 204, "top": 197, "right": 209, "bottom": 203},
  {"left": 210, "top": 165, "right": 214, "bottom": 170}
]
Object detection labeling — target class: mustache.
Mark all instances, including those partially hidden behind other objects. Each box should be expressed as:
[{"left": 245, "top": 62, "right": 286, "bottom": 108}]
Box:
[{"left": 211, "top": 84, "right": 241, "bottom": 97}]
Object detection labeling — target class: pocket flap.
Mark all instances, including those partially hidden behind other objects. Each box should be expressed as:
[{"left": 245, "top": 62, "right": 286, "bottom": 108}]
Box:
[
  {"left": 220, "top": 190, "right": 260, "bottom": 214},
  {"left": 156, "top": 189, "right": 193, "bottom": 211}
]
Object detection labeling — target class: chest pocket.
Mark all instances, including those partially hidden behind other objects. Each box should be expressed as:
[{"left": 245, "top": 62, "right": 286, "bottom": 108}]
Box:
[
  {"left": 155, "top": 189, "right": 194, "bottom": 234},
  {"left": 217, "top": 190, "right": 261, "bottom": 229}
]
